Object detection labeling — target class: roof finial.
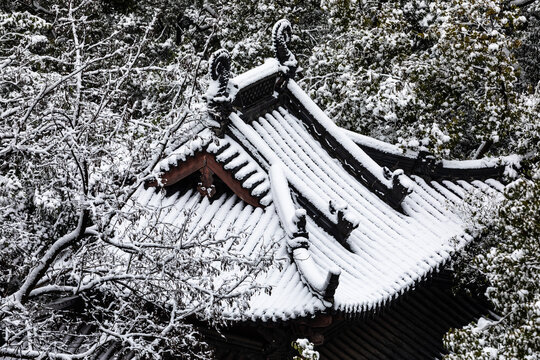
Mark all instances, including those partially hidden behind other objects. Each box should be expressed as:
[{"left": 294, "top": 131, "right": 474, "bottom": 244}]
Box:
[
  {"left": 292, "top": 209, "right": 308, "bottom": 238},
  {"left": 209, "top": 49, "right": 230, "bottom": 96},
  {"left": 390, "top": 169, "right": 413, "bottom": 204},
  {"left": 272, "top": 19, "right": 297, "bottom": 80},
  {"left": 329, "top": 201, "right": 359, "bottom": 249},
  {"left": 205, "top": 49, "right": 232, "bottom": 137}
]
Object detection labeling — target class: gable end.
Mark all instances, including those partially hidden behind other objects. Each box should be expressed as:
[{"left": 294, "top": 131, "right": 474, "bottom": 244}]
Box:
[{"left": 147, "top": 151, "right": 264, "bottom": 208}]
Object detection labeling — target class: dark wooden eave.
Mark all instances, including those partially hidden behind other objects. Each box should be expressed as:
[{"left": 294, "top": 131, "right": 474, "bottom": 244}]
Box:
[{"left": 146, "top": 152, "right": 263, "bottom": 208}]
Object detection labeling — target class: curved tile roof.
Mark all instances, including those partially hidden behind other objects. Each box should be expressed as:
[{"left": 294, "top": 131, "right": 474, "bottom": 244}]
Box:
[{"left": 131, "top": 65, "right": 506, "bottom": 321}]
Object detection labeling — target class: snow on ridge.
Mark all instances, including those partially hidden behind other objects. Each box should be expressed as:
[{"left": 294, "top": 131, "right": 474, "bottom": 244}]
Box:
[
  {"left": 286, "top": 80, "right": 393, "bottom": 188},
  {"left": 442, "top": 154, "right": 521, "bottom": 170},
  {"left": 151, "top": 127, "right": 272, "bottom": 203},
  {"left": 269, "top": 162, "right": 340, "bottom": 302},
  {"left": 154, "top": 128, "right": 214, "bottom": 174},
  {"left": 269, "top": 163, "right": 297, "bottom": 237},
  {"left": 442, "top": 158, "right": 499, "bottom": 169},
  {"left": 344, "top": 128, "right": 418, "bottom": 157},
  {"left": 344, "top": 126, "right": 515, "bottom": 172},
  {"left": 231, "top": 58, "right": 279, "bottom": 90}
]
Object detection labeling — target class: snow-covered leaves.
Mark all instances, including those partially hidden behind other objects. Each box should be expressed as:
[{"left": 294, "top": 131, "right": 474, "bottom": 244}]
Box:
[
  {"left": 0, "top": 1, "right": 273, "bottom": 358},
  {"left": 445, "top": 176, "right": 540, "bottom": 359},
  {"left": 302, "top": 0, "right": 537, "bottom": 158},
  {"left": 292, "top": 338, "right": 320, "bottom": 360}
]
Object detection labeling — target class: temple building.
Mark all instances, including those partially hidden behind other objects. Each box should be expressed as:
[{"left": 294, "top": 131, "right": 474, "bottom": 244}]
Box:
[{"left": 140, "top": 19, "right": 506, "bottom": 359}]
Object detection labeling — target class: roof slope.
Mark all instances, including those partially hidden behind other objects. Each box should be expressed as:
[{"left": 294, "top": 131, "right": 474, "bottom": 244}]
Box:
[{"left": 135, "top": 20, "right": 507, "bottom": 322}]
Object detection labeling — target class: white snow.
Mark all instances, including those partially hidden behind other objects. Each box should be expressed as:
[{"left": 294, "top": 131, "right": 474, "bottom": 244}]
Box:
[
  {"left": 293, "top": 247, "right": 340, "bottom": 297},
  {"left": 269, "top": 163, "right": 296, "bottom": 237},
  {"left": 488, "top": 43, "right": 499, "bottom": 52},
  {"left": 231, "top": 58, "right": 279, "bottom": 89},
  {"left": 154, "top": 128, "right": 213, "bottom": 174},
  {"left": 287, "top": 80, "right": 394, "bottom": 188},
  {"left": 344, "top": 128, "right": 417, "bottom": 157},
  {"left": 269, "top": 163, "right": 340, "bottom": 300},
  {"left": 153, "top": 130, "right": 270, "bottom": 200},
  {"left": 442, "top": 157, "right": 505, "bottom": 169}
]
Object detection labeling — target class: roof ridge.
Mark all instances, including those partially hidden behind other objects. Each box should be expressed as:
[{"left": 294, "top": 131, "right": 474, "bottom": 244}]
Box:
[
  {"left": 284, "top": 81, "right": 413, "bottom": 212},
  {"left": 269, "top": 162, "right": 340, "bottom": 303},
  {"left": 345, "top": 129, "right": 513, "bottom": 181}
]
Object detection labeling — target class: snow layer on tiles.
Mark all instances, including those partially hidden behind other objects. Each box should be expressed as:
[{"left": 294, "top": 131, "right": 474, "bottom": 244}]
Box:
[
  {"left": 287, "top": 80, "right": 393, "bottom": 188},
  {"left": 223, "top": 153, "right": 247, "bottom": 170},
  {"left": 230, "top": 112, "right": 333, "bottom": 218},
  {"left": 154, "top": 128, "right": 214, "bottom": 174},
  {"left": 210, "top": 135, "right": 270, "bottom": 196},
  {"left": 246, "top": 262, "right": 327, "bottom": 322},
  {"left": 120, "top": 186, "right": 325, "bottom": 322},
  {"left": 230, "top": 105, "right": 503, "bottom": 314},
  {"left": 293, "top": 246, "right": 340, "bottom": 299},
  {"left": 155, "top": 128, "right": 270, "bottom": 200}
]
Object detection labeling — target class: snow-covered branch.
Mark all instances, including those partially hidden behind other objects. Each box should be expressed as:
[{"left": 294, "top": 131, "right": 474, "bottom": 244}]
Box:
[{"left": 10, "top": 209, "right": 89, "bottom": 305}]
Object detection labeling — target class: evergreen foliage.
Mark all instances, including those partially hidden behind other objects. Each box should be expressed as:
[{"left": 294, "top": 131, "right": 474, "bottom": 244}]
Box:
[
  {"left": 292, "top": 338, "right": 320, "bottom": 360},
  {"left": 304, "top": 0, "right": 536, "bottom": 158},
  {"left": 445, "top": 176, "right": 540, "bottom": 359}
]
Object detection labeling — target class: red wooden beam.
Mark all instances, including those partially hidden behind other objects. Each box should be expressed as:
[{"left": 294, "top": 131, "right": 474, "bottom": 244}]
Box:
[
  {"left": 146, "top": 153, "right": 206, "bottom": 187},
  {"left": 147, "top": 151, "right": 263, "bottom": 208},
  {"left": 197, "top": 166, "right": 216, "bottom": 197},
  {"left": 206, "top": 155, "right": 262, "bottom": 208}
]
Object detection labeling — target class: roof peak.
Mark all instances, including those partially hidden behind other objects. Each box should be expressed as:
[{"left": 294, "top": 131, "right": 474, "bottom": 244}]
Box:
[
  {"left": 204, "top": 18, "right": 298, "bottom": 138},
  {"left": 272, "top": 19, "right": 297, "bottom": 81}
]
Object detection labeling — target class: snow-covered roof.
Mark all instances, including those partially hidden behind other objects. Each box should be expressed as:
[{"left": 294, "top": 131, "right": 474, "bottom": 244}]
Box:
[
  {"left": 136, "top": 20, "right": 507, "bottom": 323},
  {"left": 344, "top": 128, "right": 513, "bottom": 180}
]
